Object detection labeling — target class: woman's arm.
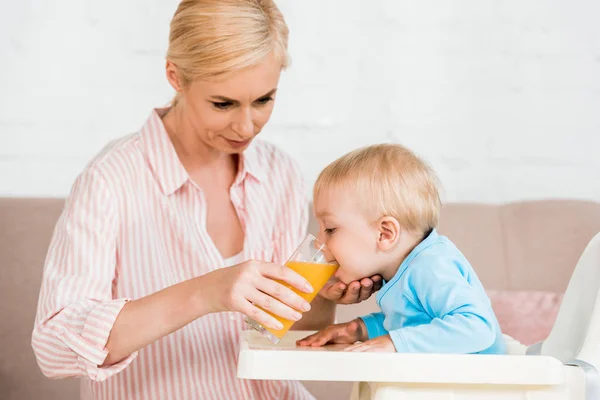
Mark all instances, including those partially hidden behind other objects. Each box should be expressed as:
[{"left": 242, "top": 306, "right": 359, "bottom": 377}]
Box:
[
  {"left": 33, "top": 169, "right": 312, "bottom": 380},
  {"left": 32, "top": 169, "right": 135, "bottom": 381},
  {"left": 101, "top": 276, "right": 208, "bottom": 366},
  {"left": 103, "top": 259, "right": 313, "bottom": 365}
]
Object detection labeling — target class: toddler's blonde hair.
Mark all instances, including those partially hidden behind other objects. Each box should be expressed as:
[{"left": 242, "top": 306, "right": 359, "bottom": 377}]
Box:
[{"left": 314, "top": 144, "right": 442, "bottom": 235}]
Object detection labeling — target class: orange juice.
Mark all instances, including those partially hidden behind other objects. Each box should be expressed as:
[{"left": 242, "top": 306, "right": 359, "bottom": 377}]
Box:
[{"left": 261, "top": 261, "right": 338, "bottom": 339}]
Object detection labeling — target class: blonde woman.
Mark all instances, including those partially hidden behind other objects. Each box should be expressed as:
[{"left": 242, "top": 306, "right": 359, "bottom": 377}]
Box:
[{"left": 31, "top": 1, "right": 380, "bottom": 399}]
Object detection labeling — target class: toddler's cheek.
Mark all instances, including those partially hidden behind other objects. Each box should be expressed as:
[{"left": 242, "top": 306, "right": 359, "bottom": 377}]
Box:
[
  {"left": 335, "top": 268, "right": 361, "bottom": 285},
  {"left": 334, "top": 269, "right": 350, "bottom": 284}
]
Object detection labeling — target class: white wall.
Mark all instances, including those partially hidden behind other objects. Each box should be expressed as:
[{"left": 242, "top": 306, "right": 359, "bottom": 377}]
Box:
[{"left": 1, "top": 0, "right": 599, "bottom": 202}]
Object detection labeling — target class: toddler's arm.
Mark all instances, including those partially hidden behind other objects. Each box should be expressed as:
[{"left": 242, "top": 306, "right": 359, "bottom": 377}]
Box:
[
  {"left": 390, "top": 260, "right": 496, "bottom": 354},
  {"left": 297, "top": 319, "right": 368, "bottom": 347}
]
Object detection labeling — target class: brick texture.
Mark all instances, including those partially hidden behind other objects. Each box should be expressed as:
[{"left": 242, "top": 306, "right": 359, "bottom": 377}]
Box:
[{"left": 1, "top": 0, "right": 599, "bottom": 201}]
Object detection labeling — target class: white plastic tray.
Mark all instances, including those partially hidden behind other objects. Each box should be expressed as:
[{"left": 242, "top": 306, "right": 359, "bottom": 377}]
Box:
[{"left": 237, "top": 330, "right": 565, "bottom": 385}]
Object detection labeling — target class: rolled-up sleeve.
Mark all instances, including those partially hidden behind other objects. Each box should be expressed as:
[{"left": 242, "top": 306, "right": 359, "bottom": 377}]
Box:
[{"left": 31, "top": 168, "right": 137, "bottom": 381}]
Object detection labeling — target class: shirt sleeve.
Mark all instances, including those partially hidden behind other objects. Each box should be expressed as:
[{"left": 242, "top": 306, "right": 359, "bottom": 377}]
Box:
[
  {"left": 389, "top": 256, "right": 497, "bottom": 354},
  {"left": 31, "top": 168, "right": 137, "bottom": 381},
  {"left": 360, "top": 312, "right": 388, "bottom": 339},
  {"left": 271, "top": 157, "right": 309, "bottom": 264}
]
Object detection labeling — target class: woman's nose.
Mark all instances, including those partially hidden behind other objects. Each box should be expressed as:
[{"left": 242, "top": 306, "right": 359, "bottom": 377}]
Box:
[{"left": 232, "top": 108, "right": 254, "bottom": 138}]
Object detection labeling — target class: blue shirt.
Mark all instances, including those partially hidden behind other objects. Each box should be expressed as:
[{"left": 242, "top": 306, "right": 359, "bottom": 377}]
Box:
[{"left": 361, "top": 229, "right": 506, "bottom": 354}]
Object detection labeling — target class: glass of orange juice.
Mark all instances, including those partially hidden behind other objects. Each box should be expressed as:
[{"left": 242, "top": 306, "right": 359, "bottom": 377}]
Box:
[{"left": 246, "top": 234, "right": 338, "bottom": 344}]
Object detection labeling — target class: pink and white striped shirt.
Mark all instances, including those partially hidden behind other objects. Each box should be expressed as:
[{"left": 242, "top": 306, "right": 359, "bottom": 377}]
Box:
[{"left": 32, "top": 108, "right": 314, "bottom": 400}]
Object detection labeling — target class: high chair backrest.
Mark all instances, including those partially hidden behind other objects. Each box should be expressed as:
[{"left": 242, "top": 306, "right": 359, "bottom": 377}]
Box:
[{"left": 541, "top": 232, "right": 600, "bottom": 371}]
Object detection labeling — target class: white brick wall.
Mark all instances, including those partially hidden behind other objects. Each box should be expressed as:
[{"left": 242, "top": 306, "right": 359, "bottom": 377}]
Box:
[{"left": 1, "top": 0, "right": 599, "bottom": 202}]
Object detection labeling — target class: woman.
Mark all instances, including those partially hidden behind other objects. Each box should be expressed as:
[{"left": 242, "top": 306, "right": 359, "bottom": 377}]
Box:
[{"left": 32, "top": 1, "right": 380, "bottom": 399}]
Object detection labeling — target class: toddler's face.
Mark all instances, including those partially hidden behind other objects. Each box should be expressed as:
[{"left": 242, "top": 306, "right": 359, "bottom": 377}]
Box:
[{"left": 313, "top": 189, "right": 383, "bottom": 284}]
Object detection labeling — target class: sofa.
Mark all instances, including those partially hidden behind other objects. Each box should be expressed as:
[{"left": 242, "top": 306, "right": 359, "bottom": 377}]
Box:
[{"left": 1, "top": 198, "right": 599, "bottom": 400}]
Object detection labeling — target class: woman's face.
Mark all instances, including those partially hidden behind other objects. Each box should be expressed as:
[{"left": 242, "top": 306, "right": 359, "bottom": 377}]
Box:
[{"left": 167, "top": 52, "right": 282, "bottom": 154}]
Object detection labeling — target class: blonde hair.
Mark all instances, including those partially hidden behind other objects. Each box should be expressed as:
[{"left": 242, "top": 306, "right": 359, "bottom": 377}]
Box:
[
  {"left": 166, "top": 0, "right": 289, "bottom": 104},
  {"left": 314, "top": 144, "right": 442, "bottom": 235}
]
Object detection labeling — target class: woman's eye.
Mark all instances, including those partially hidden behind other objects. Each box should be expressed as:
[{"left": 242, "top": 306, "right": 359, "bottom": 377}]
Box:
[
  {"left": 212, "top": 101, "right": 232, "bottom": 110},
  {"left": 255, "top": 96, "right": 273, "bottom": 106}
]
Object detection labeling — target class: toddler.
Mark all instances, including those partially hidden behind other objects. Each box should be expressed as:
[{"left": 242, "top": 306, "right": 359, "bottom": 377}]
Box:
[{"left": 298, "top": 144, "right": 506, "bottom": 354}]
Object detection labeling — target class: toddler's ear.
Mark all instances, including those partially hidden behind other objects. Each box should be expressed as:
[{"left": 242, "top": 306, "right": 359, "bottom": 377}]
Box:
[{"left": 376, "top": 216, "right": 401, "bottom": 251}]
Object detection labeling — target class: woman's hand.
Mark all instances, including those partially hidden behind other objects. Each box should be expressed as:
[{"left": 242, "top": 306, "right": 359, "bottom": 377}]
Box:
[
  {"left": 296, "top": 319, "right": 368, "bottom": 347},
  {"left": 200, "top": 259, "right": 314, "bottom": 331},
  {"left": 319, "top": 275, "right": 383, "bottom": 304}
]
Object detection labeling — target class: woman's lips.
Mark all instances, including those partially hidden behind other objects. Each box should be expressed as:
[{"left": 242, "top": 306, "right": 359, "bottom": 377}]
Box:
[{"left": 225, "top": 138, "right": 251, "bottom": 148}]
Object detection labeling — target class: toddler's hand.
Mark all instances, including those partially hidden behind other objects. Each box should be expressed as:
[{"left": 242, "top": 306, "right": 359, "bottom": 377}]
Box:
[
  {"left": 344, "top": 334, "right": 395, "bottom": 353},
  {"left": 296, "top": 319, "right": 367, "bottom": 347},
  {"left": 319, "top": 275, "right": 383, "bottom": 304}
]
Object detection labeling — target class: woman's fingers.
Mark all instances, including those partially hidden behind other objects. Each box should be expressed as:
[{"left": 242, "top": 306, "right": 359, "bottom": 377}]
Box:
[
  {"left": 260, "top": 262, "right": 313, "bottom": 294},
  {"left": 255, "top": 276, "right": 311, "bottom": 313},
  {"left": 238, "top": 299, "right": 283, "bottom": 330},
  {"left": 246, "top": 289, "right": 303, "bottom": 322}
]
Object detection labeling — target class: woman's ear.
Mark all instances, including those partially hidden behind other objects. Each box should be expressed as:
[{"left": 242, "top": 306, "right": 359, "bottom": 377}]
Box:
[
  {"left": 376, "top": 216, "right": 401, "bottom": 251},
  {"left": 166, "top": 61, "right": 183, "bottom": 92}
]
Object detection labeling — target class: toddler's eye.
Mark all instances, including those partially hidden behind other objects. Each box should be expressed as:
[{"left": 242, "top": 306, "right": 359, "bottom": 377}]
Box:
[{"left": 324, "top": 228, "right": 336, "bottom": 235}]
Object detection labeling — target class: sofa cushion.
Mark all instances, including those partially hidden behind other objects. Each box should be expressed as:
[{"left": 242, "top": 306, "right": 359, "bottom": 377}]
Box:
[
  {"left": 437, "top": 203, "right": 508, "bottom": 290},
  {"left": 488, "top": 290, "right": 564, "bottom": 345},
  {"left": 0, "top": 198, "right": 79, "bottom": 399},
  {"left": 501, "top": 200, "right": 600, "bottom": 291}
]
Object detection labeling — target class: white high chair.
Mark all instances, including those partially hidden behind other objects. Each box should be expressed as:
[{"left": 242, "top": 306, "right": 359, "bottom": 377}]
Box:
[{"left": 237, "top": 232, "right": 600, "bottom": 400}]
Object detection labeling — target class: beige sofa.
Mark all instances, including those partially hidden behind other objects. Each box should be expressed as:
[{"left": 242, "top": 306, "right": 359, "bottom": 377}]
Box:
[{"left": 1, "top": 198, "right": 599, "bottom": 400}]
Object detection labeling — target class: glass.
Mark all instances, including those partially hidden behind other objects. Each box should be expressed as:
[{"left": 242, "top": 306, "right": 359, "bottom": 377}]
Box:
[{"left": 246, "top": 234, "right": 338, "bottom": 344}]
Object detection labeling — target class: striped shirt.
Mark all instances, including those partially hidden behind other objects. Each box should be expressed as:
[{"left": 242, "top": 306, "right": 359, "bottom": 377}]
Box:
[{"left": 32, "top": 108, "right": 314, "bottom": 400}]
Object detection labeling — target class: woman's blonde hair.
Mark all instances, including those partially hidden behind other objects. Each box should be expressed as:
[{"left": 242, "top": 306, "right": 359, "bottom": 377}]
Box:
[
  {"left": 314, "top": 144, "right": 442, "bottom": 235},
  {"left": 166, "top": 0, "right": 289, "bottom": 103}
]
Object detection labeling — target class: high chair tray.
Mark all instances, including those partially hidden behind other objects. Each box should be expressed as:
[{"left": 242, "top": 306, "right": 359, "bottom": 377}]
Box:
[{"left": 237, "top": 330, "right": 564, "bottom": 385}]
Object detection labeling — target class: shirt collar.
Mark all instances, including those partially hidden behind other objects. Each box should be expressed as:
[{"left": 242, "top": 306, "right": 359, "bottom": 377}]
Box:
[
  {"left": 140, "top": 107, "right": 266, "bottom": 196},
  {"left": 236, "top": 140, "right": 267, "bottom": 183},
  {"left": 376, "top": 228, "right": 440, "bottom": 303}
]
